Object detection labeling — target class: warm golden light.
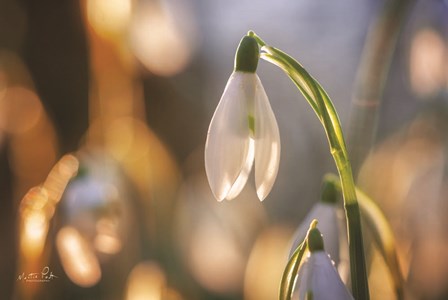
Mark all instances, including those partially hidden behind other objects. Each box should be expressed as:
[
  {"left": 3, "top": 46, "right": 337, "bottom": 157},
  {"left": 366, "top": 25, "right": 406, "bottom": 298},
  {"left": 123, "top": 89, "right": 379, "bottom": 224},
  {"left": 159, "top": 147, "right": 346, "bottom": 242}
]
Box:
[
  {"left": 0, "top": 86, "right": 43, "bottom": 134},
  {"left": 163, "top": 288, "right": 183, "bottom": 300},
  {"left": 86, "top": 0, "right": 132, "bottom": 38},
  {"left": 359, "top": 116, "right": 445, "bottom": 221},
  {"left": 44, "top": 154, "right": 79, "bottom": 205},
  {"left": 129, "top": 2, "right": 193, "bottom": 76},
  {"left": 175, "top": 173, "right": 266, "bottom": 295},
  {"left": 0, "top": 70, "right": 7, "bottom": 100},
  {"left": 57, "top": 226, "right": 102, "bottom": 287},
  {"left": 94, "top": 233, "right": 122, "bottom": 254},
  {"left": 104, "top": 117, "right": 143, "bottom": 161},
  {"left": 368, "top": 248, "right": 395, "bottom": 300},
  {"left": 125, "top": 261, "right": 166, "bottom": 300},
  {"left": 409, "top": 232, "right": 448, "bottom": 299},
  {"left": 23, "top": 211, "right": 47, "bottom": 244},
  {"left": 244, "top": 226, "right": 293, "bottom": 300},
  {"left": 94, "top": 218, "right": 122, "bottom": 254},
  {"left": 19, "top": 187, "right": 50, "bottom": 260},
  {"left": 95, "top": 116, "right": 180, "bottom": 197},
  {"left": 188, "top": 218, "right": 245, "bottom": 294},
  {"left": 20, "top": 186, "right": 49, "bottom": 213},
  {"left": 18, "top": 155, "right": 79, "bottom": 261},
  {"left": 20, "top": 211, "right": 48, "bottom": 260},
  {"left": 57, "top": 154, "right": 80, "bottom": 179},
  {"left": 5, "top": 86, "right": 58, "bottom": 199},
  {"left": 410, "top": 28, "right": 446, "bottom": 97},
  {"left": 358, "top": 111, "right": 448, "bottom": 296}
]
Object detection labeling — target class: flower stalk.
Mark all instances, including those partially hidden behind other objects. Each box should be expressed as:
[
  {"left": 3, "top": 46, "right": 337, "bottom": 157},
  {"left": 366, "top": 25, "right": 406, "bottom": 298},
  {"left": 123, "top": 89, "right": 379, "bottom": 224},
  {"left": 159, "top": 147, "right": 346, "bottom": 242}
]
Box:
[
  {"left": 324, "top": 173, "right": 404, "bottom": 299},
  {"left": 249, "top": 31, "right": 370, "bottom": 299}
]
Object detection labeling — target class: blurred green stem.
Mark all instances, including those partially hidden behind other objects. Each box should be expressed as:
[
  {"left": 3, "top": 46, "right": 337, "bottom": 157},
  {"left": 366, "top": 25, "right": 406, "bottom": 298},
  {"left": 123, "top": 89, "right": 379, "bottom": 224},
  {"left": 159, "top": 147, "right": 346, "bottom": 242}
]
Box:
[
  {"left": 252, "top": 32, "right": 369, "bottom": 300},
  {"left": 348, "top": 0, "right": 415, "bottom": 175}
]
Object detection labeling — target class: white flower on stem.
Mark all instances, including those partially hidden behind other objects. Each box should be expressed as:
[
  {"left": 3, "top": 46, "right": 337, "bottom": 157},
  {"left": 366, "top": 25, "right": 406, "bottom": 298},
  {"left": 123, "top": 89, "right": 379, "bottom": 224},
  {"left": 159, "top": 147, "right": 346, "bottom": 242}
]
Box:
[
  {"left": 289, "top": 202, "right": 341, "bottom": 265},
  {"left": 294, "top": 228, "right": 354, "bottom": 300},
  {"left": 289, "top": 179, "right": 347, "bottom": 269},
  {"left": 205, "top": 35, "right": 280, "bottom": 201}
]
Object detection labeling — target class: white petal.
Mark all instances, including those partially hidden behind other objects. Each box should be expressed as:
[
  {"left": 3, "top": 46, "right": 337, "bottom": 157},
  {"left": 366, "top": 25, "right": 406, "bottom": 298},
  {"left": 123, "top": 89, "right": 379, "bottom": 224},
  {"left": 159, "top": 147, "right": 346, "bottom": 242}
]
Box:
[
  {"left": 295, "top": 251, "right": 354, "bottom": 300},
  {"left": 253, "top": 75, "right": 280, "bottom": 201},
  {"left": 289, "top": 203, "right": 340, "bottom": 266},
  {"left": 205, "top": 72, "right": 256, "bottom": 201}
]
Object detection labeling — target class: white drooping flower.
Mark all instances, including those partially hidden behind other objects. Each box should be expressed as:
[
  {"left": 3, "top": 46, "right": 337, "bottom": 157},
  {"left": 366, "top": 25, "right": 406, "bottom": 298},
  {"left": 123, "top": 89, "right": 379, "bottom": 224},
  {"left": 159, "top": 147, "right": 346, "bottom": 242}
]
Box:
[
  {"left": 294, "top": 228, "right": 354, "bottom": 300},
  {"left": 205, "top": 35, "right": 280, "bottom": 201},
  {"left": 289, "top": 202, "right": 341, "bottom": 264},
  {"left": 289, "top": 181, "right": 350, "bottom": 282}
]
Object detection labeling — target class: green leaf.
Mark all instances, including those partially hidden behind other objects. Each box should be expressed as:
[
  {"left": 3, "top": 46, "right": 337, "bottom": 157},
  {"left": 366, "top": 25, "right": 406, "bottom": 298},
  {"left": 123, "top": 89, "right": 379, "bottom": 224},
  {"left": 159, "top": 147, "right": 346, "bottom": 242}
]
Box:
[
  {"left": 357, "top": 187, "right": 405, "bottom": 299},
  {"left": 325, "top": 173, "right": 404, "bottom": 299},
  {"left": 279, "top": 220, "right": 318, "bottom": 300}
]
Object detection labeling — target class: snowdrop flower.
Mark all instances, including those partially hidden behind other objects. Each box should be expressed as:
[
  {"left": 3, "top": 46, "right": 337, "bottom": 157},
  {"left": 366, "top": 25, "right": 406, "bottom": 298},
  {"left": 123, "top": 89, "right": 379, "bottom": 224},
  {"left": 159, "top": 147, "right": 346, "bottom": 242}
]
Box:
[
  {"left": 205, "top": 35, "right": 280, "bottom": 201},
  {"left": 289, "top": 180, "right": 343, "bottom": 266},
  {"left": 294, "top": 228, "right": 354, "bottom": 300}
]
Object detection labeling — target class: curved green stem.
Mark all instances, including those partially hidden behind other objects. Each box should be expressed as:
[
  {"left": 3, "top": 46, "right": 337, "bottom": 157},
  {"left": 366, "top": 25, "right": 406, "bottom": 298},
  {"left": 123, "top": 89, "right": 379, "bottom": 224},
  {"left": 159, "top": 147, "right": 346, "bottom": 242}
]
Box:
[
  {"left": 261, "top": 52, "right": 321, "bottom": 119},
  {"left": 325, "top": 173, "right": 404, "bottom": 300},
  {"left": 253, "top": 32, "right": 370, "bottom": 300}
]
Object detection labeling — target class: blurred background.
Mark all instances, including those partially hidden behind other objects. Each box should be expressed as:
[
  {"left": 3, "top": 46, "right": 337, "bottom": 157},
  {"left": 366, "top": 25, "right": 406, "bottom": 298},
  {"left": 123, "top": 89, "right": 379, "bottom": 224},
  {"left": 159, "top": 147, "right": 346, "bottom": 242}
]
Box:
[{"left": 0, "top": 0, "right": 447, "bottom": 299}]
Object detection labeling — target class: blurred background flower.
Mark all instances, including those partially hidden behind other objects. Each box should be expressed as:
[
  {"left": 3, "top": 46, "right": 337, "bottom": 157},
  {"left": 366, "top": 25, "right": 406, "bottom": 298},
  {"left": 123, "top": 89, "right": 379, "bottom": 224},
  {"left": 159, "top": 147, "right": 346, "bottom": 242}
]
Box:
[{"left": 0, "top": 0, "right": 447, "bottom": 299}]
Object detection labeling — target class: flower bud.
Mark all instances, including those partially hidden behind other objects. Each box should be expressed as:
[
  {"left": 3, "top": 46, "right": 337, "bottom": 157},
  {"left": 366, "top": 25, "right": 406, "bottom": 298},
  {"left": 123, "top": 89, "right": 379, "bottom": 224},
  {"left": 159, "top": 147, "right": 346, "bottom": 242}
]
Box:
[{"left": 234, "top": 35, "right": 259, "bottom": 73}]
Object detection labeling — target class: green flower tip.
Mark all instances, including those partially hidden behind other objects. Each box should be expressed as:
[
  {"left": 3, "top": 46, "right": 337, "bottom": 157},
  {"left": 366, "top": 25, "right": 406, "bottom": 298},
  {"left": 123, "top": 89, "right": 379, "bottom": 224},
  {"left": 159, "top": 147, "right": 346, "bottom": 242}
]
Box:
[
  {"left": 320, "top": 178, "right": 339, "bottom": 204},
  {"left": 75, "top": 164, "right": 88, "bottom": 179},
  {"left": 308, "top": 228, "right": 324, "bottom": 252},
  {"left": 309, "top": 219, "right": 318, "bottom": 230},
  {"left": 234, "top": 35, "right": 259, "bottom": 73},
  {"left": 306, "top": 291, "right": 314, "bottom": 300}
]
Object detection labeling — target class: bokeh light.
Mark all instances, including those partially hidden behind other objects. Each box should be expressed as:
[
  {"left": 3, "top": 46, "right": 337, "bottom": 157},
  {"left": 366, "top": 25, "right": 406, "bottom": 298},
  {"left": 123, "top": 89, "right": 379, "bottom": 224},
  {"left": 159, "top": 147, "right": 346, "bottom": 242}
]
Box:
[
  {"left": 175, "top": 172, "right": 266, "bottom": 295},
  {"left": 410, "top": 28, "right": 446, "bottom": 98},
  {"left": 2, "top": 1, "right": 448, "bottom": 299},
  {"left": 129, "top": 1, "right": 195, "bottom": 76},
  {"left": 18, "top": 155, "right": 79, "bottom": 261},
  {"left": 56, "top": 226, "right": 102, "bottom": 287},
  {"left": 125, "top": 261, "right": 166, "bottom": 300},
  {"left": 0, "top": 87, "right": 42, "bottom": 135},
  {"left": 19, "top": 187, "right": 50, "bottom": 261},
  {"left": 244, "top": 226, "right": 293, "bottom": 300},
  {"left": 86, "top": 0, "right": 132, "bottom": 38}
]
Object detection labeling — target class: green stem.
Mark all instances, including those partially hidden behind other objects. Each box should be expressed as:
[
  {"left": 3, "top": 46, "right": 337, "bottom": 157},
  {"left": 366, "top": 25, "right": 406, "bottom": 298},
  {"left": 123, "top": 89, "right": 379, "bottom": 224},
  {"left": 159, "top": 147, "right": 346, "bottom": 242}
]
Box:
[
  {"left": 253, "top": 32, "right": 370, "bottom": 299},
  {"left": 261, "top": 52, "right": 321, "bottom": 119},
  {"left": 325, "top": 173, "right": 405, "bottom": 300},
  {"left": 335, "top": 149, "right": 370, "bottom": 299}
]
